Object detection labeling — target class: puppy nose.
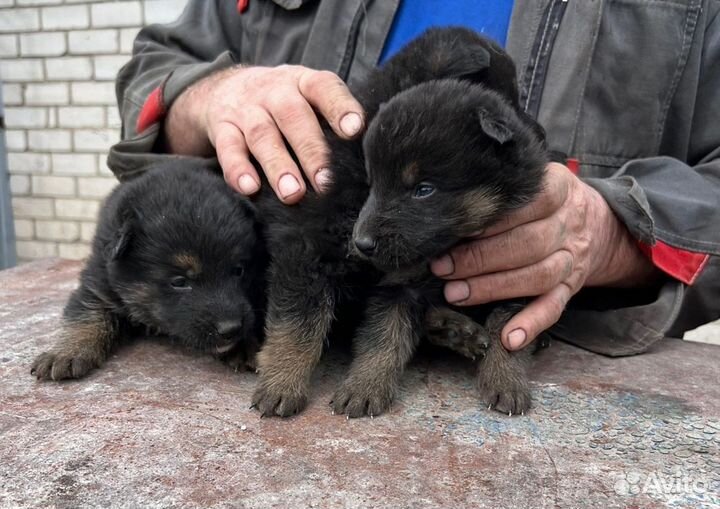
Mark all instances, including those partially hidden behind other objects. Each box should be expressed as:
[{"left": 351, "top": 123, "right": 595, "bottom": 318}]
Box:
[
  {"left": 354, "top": 236, "right": 377, "bottom": 256},
  {"left": 216, "top": 320, "right": 243, "bottom": 337}
]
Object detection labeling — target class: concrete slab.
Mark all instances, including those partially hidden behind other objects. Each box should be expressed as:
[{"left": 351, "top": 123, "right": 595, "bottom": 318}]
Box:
[{"left": 1, "top": 259, "right": 719, "bottom": 509}]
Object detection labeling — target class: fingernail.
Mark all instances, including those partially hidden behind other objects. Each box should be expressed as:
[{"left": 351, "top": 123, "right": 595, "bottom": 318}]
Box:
[
  {"left": 445, "top": 280, "right": 470, "bottom": 303},
  {"left": 314, "top": 168, "right": 333, "bottom": 192},
  {"left": 507, "top": 329, "right": 527, "bottom": 350},
  {"left": 340, "top": 112, "right": 363, "bottom": 137},
  {"left": 237, "top": 174, "right": 260, "bottom": 195},
  {"left": 278, "top": 173, "right": 301, "bottom": 199},
  {"left": 431, "top": 255, "right": 454, "bottom": 276}
]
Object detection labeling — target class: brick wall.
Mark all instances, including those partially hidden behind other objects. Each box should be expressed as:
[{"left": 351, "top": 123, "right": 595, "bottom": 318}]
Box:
[{"left": 1, "top": 0, "right": 187, "bottom": 262}]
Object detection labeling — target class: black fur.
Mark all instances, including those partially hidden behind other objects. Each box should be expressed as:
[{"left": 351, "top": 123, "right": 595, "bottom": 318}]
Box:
[
  {"left": 31, "top": 161, "right": 266, "bottom": 381},
  {"left": 252, "top": 28, "right": 548, "bottom": 417}
]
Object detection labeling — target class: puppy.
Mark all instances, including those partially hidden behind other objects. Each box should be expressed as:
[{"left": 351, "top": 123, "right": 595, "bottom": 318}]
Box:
[
  {"left": 251, "top": 27, "right": 547, "bottom": 417},
  {"left": 31, "top": 161, "right": 266, "bottom": 381}
]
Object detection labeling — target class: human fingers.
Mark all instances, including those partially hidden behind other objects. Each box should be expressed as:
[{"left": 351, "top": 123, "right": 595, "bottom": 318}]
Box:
[
  {"left": 443, "top": 249, "right": 574, "bottom": 305},
  {"left": 238, "top": 106, "right": 306, "bottom": 204},
  {"left": 298, "top": 69, "right": 365, "bottom": 139},
  {"left": 431, "top": 214, "right": 567, "bottom": 279},
  {"left": 265, "top": 89, "right": 332, "bottom": 192},
  {"left": 213, "top": 121, "right": 261, "bottom": 195},
  {"left": 500, "top": 283, "right": 573, "bottom": 350}
]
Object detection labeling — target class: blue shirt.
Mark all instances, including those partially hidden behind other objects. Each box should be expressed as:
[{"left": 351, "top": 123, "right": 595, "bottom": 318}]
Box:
[{"left": 379, "top": 0, "right": 515, "bottom": 64}]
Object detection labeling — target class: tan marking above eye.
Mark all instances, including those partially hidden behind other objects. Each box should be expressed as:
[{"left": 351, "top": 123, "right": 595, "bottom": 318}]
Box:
[
  {"left": 401, "top": 161, "right": 420, "bottom": 187},
  {"left": 173, "top": 253, "right": 202, "bottom": 275}
]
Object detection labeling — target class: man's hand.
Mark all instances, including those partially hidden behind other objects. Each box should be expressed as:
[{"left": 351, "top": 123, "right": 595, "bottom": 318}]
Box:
[
  {"left": 163, "top": 65, "right": 365, "bottom": 204},
  {"left": 430, "top": 163, "right": 659, "bottom": 351}
]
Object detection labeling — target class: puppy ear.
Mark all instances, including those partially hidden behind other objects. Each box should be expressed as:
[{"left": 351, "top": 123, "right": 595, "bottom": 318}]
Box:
[
  {"left": 446, "top": 47, "right": 491, "bottom": 83},
  {"left": 235, "top": 194, "right": 258, "bottom": 220},
  {"left": 477, "top": 108, "right": 514, "bottom": 144},
  {"left": 107, "top": 208, "right": 137, "bottom": 261}
]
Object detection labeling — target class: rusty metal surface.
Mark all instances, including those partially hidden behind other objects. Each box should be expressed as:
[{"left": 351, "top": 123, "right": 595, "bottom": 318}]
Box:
[{"left": 1, "top": 259, "right": 719, "bottom": 509}]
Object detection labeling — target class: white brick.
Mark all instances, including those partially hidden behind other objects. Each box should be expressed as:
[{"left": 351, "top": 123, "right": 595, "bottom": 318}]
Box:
[
  {"left": 52, "top": 153, "right": 97, "bottom": 175},
  {"left": 0, "top": 8, "right": 40, "bottom": 33},
  {"left": 5, "top": 130, "right": 27, "bottom": 151},
  {"left": 58, "top": 243, "right": 90, "bottom": 260},
  {"left": 80, "top": 221, "right": 95, "bottom": 242},
  {"left": 74, "top": 128, "right": 119, "bottom": 151},
  {"left": 32, "top": 175, "right": 75, "bottom": 196},
  {"left": 12, "top": 197, "right": 54, "bottom": 218},
  {"left": 45, "top": 57, "right": 93, "bottom": 80},
  {"left": 9, "top": 174, "right": 31, "bottom": 195},
  {"left": 13, "top": 219, "right": 34, "bottom": 240},
  {"left": 0, "top": 59, "right": 44, "bottom": 81},
  {"left": 105, "top": 106, "right": 121, "bottom": 128},
  {"left": 57, "top": 106, "right": 104, "bottom": 128},
  {"left": 91, "top": 1, "right": 141, "bottom": 28},
  {"left": 71, "top": 82, "right": 116, "bottom": 105},
  {"left": 68, "top": 29, "right": 117, "bottom": 55},
  {"left": 41, "top": 4, "right": 89, "bottom": 30},
  {"left": 93, "top": 55, "right": 128, "bottom": 81},
  {"left": 16, "top": 240, "right": 57, "bottom": 259},
  {"left": 47, "top": 106, "right": 57, "bottom": 128},
  {"left": 4, "top": 107, "right": 47, "bottom": 128},
  {"left": 2, "top": 83, "right": 24, "bottom": 105},
  {"left": 55, "top": 198, "right": 99, "bottom": 220},
  {"left": 78, "top": 176, "right": 116, "bottom": 198},
  {"left": 143, "top": 0, "right": 187, "bottom": 25},
  {"left": 36, "top": 220, "right": 79, "bottom": 241},
  {"left": 119, "top": 27, "right": 139, "bottom": 54},
  {"left": 7, "top": 152, "right": 50, "bottom": 173},
  {"left": 0, "top": 34, "right": 18, "bottom": 57},
  {"left": 24, "top": 83, "right": 69, "bottom": 105},
  {"left": 97, "top": 155, "right": 112, "bottom": 176},
  {"left": 18, "top": 0, "right": 63, "bottom": 5},
  {"left": 19, "top": 32, "right": 66, "bottom": 57},
  {"left": 28, "top": 129, "right": 71, "bottom": 151}
]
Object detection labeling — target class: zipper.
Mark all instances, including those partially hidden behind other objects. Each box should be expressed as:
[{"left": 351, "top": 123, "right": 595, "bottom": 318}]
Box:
[
  {"left": 520, "top": 0, "right": 569, "bottom": 119},
  {"left": 337, "top": 0, "right": 372, "bottom": 81}
]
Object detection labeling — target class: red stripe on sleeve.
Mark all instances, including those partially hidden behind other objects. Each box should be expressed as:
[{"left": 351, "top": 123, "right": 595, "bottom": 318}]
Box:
[
  {"left": 566, "top": 157, "right": 580, "bottom": 175},
  {"left": 135, "top": 86, "right": 166, "bottom": 134},
  {"left": 237, "top": 0, "right": 249, "bottom": 13},
  {"left": 637, "top": 240, "right": 710, "bottom": 285}
]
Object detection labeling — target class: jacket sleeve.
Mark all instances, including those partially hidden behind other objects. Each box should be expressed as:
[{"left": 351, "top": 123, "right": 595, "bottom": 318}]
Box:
[
  {"left": 554, "top": 7, "right": 720, "bottom": 356},
  {"left": 108, "top": 0, "right": 242, "bottom": 180}
]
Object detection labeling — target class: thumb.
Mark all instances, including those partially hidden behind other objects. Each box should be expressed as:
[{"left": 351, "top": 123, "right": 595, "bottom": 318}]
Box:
[{"left": 501, "top": 284, "right": 571, "bottom": 350}]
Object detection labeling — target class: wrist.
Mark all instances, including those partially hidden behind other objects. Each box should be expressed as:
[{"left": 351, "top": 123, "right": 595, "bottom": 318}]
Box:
[
  {"left": 585, "top": 184, "right": 660, "bottom": 287},
  {"left": 163, "top": 67, "right": 234, "bottom": 156}
]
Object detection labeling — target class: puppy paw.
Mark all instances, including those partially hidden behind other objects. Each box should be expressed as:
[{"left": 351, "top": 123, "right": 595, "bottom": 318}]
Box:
[
  {"left": 477, "top": 372, "right": 531, "bottom": 416},
  {"left": 331, "top": 379, "right": 394, "bottom": 418},
  {"left": 31, "top": 350, "right": 99, "bottom": 381},
  {"left": 425, "top": 307, "right": 489, "bottom": 360},
  {"left": 251, "top": 384, "right": 308, "bottom": 418},
  {"left": 220, "top": 341, "right": 258, "bottom": 372}
]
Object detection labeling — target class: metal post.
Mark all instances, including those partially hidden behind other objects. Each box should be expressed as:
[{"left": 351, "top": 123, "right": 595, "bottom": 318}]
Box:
[{"left": 0, "top": 77, "right": 17, "bottom": 269}]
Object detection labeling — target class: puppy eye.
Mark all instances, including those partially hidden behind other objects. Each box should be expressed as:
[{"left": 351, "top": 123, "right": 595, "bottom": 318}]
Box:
[
  {"left": 413, "top": 182, "right": 436, "bottom": 198},
  {"left": 170, "top": 276, "right": 191, "bottom": 290},
  {"left": 233, "top": 265, "right": 245, "bottom": 278}
]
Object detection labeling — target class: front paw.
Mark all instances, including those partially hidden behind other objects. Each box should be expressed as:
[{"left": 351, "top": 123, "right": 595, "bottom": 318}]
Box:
[
  {"left": 251, "top": 383, "right": 308, "bottom": 417},
  {"left": 331, "top": 378, "right": 394, "bottom": 418},
  {"left": 31, "top": 350, "right": 99, "bottom": 381},
  {"left": 220, "top": 340, "right": 259, "bottom": 372},
  {"left": 476, "top": 371, "right": 531, "bottom": 416}
]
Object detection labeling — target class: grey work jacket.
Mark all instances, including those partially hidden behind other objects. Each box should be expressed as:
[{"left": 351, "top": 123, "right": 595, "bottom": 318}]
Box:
[{"left": 109, "top": 0, "right": 720, "bottom": 357}]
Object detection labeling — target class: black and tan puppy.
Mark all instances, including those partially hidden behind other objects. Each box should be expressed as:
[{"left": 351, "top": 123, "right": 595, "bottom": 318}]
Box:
[
  {"left": 31, "top": 161, "right": 266, "bottom": 381},
  {"left": 252, "top": 27, "right": 547, "bottom": 418}
]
